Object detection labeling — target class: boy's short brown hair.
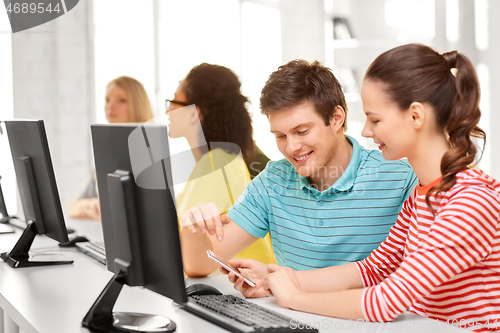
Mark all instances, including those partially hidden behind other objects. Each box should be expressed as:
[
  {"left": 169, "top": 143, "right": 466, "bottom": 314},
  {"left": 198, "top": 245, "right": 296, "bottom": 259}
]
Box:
[{"left": 260, "top": 60, "right": 348, "bottom": 130}]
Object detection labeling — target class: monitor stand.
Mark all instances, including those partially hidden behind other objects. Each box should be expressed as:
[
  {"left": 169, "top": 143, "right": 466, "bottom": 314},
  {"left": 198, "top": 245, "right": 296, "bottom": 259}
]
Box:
[
  {"left": 82, "top": 271, "right": 176, "bottom": 333},
  {"left": 1, "top": 220, "right": 74, "bottom": 268},
  {"left": 1, "top": 157, "right": 73, "bottom": 268},
  {"left": 0, "top": 177, "right": 15, "bottom": 233}
]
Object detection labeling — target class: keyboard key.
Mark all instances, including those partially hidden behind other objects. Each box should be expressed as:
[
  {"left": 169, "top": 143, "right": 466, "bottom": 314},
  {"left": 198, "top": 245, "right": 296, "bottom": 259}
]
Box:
[{"left": 188, "top": 295, "right": 318, "bottom": 332}]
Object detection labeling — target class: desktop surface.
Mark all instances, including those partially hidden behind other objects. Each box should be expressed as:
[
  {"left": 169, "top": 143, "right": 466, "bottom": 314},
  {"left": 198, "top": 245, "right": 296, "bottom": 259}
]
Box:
[{"left": 0, "top": 219, "right": 468, "bottom": 333}]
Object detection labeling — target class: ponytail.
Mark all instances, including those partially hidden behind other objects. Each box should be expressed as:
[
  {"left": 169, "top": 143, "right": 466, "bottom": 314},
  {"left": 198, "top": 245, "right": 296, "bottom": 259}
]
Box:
[
  {"left": 364, "top": 44, "right": 486, "bottom": 213},
  {"left": 425, "top": 51, "right": 485, "bottom": 212}
]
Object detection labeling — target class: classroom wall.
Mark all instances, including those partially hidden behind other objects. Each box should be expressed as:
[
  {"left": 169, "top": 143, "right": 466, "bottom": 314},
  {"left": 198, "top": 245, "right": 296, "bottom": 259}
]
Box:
[{"left": 10, "top": 0, "right": 95, "bottom": 210}]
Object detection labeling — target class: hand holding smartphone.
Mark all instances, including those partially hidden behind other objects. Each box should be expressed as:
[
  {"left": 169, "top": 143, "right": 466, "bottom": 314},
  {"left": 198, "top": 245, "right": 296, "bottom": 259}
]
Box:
[{"left": 207, "top": 250, "right": 256, "bottom": 287}]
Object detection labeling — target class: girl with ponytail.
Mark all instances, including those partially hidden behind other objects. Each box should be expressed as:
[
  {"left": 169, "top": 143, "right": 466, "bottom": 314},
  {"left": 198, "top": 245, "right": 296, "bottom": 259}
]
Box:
[{"left": 229, "top": 44, "right": 500, "bottom": 331}]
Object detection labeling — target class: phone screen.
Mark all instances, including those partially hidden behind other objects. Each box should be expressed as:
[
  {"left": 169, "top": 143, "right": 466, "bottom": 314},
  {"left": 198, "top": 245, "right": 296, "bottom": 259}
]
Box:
[{"left": 207, "top": 250, "right": 256, "bottom": 287}]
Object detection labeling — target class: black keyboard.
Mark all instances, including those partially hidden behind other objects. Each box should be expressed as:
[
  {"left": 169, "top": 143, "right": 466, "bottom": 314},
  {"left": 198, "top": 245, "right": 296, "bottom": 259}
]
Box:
[
  {"left": 76, "top": 240, "right": 106, "bottom": 265},
  {"left": 87, "top": 241, "right": 105, "bottom": 255},
  {"left": 184, "top": 294, "right": 318, "bottom": 333}
]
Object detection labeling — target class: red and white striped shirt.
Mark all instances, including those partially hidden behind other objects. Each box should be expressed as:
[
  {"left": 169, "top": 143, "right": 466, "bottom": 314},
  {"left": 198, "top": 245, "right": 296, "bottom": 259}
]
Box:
[{"left": 355, "top": 169, "right": 500, "bottom": 332}]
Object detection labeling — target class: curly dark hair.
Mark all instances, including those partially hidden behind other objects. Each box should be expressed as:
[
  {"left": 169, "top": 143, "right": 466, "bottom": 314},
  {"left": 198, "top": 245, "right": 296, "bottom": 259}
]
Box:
[{"left": 182, "top": 63, "right": 254, "bottom": 164}]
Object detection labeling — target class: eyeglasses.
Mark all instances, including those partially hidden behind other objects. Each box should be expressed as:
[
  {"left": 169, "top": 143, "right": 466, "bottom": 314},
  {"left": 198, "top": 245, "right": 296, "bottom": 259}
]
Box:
[{"left": 165, "top": 99, "right": 189, "bottom": 112}]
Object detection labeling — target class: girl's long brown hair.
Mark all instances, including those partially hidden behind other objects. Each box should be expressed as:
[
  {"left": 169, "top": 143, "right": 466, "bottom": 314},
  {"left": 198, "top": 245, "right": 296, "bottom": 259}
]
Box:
[{"left": 364, "top": 44, "right": 486, "bottom": 212}]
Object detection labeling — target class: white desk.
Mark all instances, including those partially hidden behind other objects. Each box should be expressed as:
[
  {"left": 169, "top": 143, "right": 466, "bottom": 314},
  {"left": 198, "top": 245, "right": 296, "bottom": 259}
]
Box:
[{"left": 0, "top": 219, "right": 467, "bottom": 333}]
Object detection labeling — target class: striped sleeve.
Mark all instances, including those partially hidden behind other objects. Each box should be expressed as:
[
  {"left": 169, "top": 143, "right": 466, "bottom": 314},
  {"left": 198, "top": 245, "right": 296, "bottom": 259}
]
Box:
[
  {"left": 401, "top": 170, "right": 418, "bottom": 202},
  {"left": 355, "top": 191, "right": 414, "bottom": 287},
  {"left": 361, "top": 187, "right": 499, "bottom": 322}
]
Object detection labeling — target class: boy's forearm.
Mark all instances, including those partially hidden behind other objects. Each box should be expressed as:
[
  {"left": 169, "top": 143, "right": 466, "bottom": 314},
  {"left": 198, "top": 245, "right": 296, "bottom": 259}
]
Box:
[
  {"left": 180, "top": 228, "right": 219, "bottom": 277},
  {"left": 180, "top": 220, "right": 262, "bottom": 277}
]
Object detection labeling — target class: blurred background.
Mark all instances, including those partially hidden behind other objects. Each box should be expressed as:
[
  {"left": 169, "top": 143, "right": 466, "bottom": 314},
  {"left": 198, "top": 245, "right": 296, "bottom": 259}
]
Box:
[{"left": 0, "top": 0, "right": 499, "bottom": 216}]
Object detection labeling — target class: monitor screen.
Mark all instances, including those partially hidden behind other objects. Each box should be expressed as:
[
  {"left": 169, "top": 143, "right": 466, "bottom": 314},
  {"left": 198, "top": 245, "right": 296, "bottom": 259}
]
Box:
[{"left": 2, "top": 120, "right": 71, "bottom": 267}]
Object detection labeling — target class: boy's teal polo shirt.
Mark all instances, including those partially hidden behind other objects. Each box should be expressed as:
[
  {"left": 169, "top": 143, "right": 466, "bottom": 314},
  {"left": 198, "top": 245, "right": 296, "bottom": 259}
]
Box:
[{"left": 228, "top": 136, "right": 417, "bottom": 270}]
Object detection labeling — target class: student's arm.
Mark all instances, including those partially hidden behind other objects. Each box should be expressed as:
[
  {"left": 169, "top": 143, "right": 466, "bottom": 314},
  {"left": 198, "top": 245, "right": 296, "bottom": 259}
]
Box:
[
  {"left": 181, "top": 176, "right": 272, "bottom": 277},
  {"left": 68, "top": 173, "right": 100, "bottom": 220},
  {"left": 264, "top": 265, "right": 365, "bottom": 320},
  {"left": 225, "top": 259, "right": 270, "bottom": 297},
  {"left": 283, "top": 288, "right": 365, "bottom": 320},
  {"left": 68, "top": 197, "right": 101, "bottom": 220},
  {"left": 228, "top": 260, "right": 363, "bottom": 298},
  {"left": 180, "top": 215, "right": 259, "bottom": 277},
  {"left": 294, "top": 262, "right": 363, "bottom": 292}
]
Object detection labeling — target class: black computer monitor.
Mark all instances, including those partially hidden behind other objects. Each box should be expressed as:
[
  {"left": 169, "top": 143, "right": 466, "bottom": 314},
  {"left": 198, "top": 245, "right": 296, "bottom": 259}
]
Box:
[
  {"left": 83, "top": 124, "right": 186, "bottom": 332},
  {"left": 1, "top": 120, "right": 72, "bottom": 268}
]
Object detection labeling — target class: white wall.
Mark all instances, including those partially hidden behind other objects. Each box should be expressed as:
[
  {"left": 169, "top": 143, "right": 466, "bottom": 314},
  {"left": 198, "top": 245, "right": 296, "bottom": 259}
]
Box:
[{"left": 9, "top": 0, "right": 95, "bottom": 212}]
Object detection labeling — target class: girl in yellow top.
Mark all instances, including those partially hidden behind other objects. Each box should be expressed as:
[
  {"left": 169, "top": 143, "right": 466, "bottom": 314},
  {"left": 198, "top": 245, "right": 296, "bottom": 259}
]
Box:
[{"left": 167, "top": 63, "right": 275, "bottom": 265}]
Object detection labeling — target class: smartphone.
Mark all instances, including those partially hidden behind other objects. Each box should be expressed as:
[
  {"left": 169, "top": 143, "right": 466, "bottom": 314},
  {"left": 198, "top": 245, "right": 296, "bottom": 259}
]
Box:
[{"left": 207, "top": 250, "right": 256, "bottom": 287}]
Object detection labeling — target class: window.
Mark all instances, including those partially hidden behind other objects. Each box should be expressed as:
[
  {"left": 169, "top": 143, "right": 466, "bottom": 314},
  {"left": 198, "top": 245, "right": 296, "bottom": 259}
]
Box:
[{"left": 93, "top": 0, "right": 155, "bottom": 123}]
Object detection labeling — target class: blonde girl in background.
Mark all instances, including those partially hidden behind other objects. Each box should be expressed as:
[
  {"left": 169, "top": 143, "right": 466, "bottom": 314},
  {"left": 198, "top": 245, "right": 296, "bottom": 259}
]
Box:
[{"left": 68, "top": 76, "right": 154, "bottom": 220}]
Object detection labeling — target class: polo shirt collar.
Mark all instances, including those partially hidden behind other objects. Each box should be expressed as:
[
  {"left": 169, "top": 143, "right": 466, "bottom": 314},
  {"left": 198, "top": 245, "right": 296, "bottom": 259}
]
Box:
[
  {"left": 298, "top": 172, "right": 310, "bottom": 189},
  {"left": 298, "top": 136, "right": 361, "bottom": 194}
]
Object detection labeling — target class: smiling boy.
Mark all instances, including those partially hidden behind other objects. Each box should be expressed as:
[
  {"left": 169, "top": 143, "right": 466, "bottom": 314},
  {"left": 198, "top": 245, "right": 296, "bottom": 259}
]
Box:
[{"left": 180, "top": 60, "right": 417, "bottom": 276}]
